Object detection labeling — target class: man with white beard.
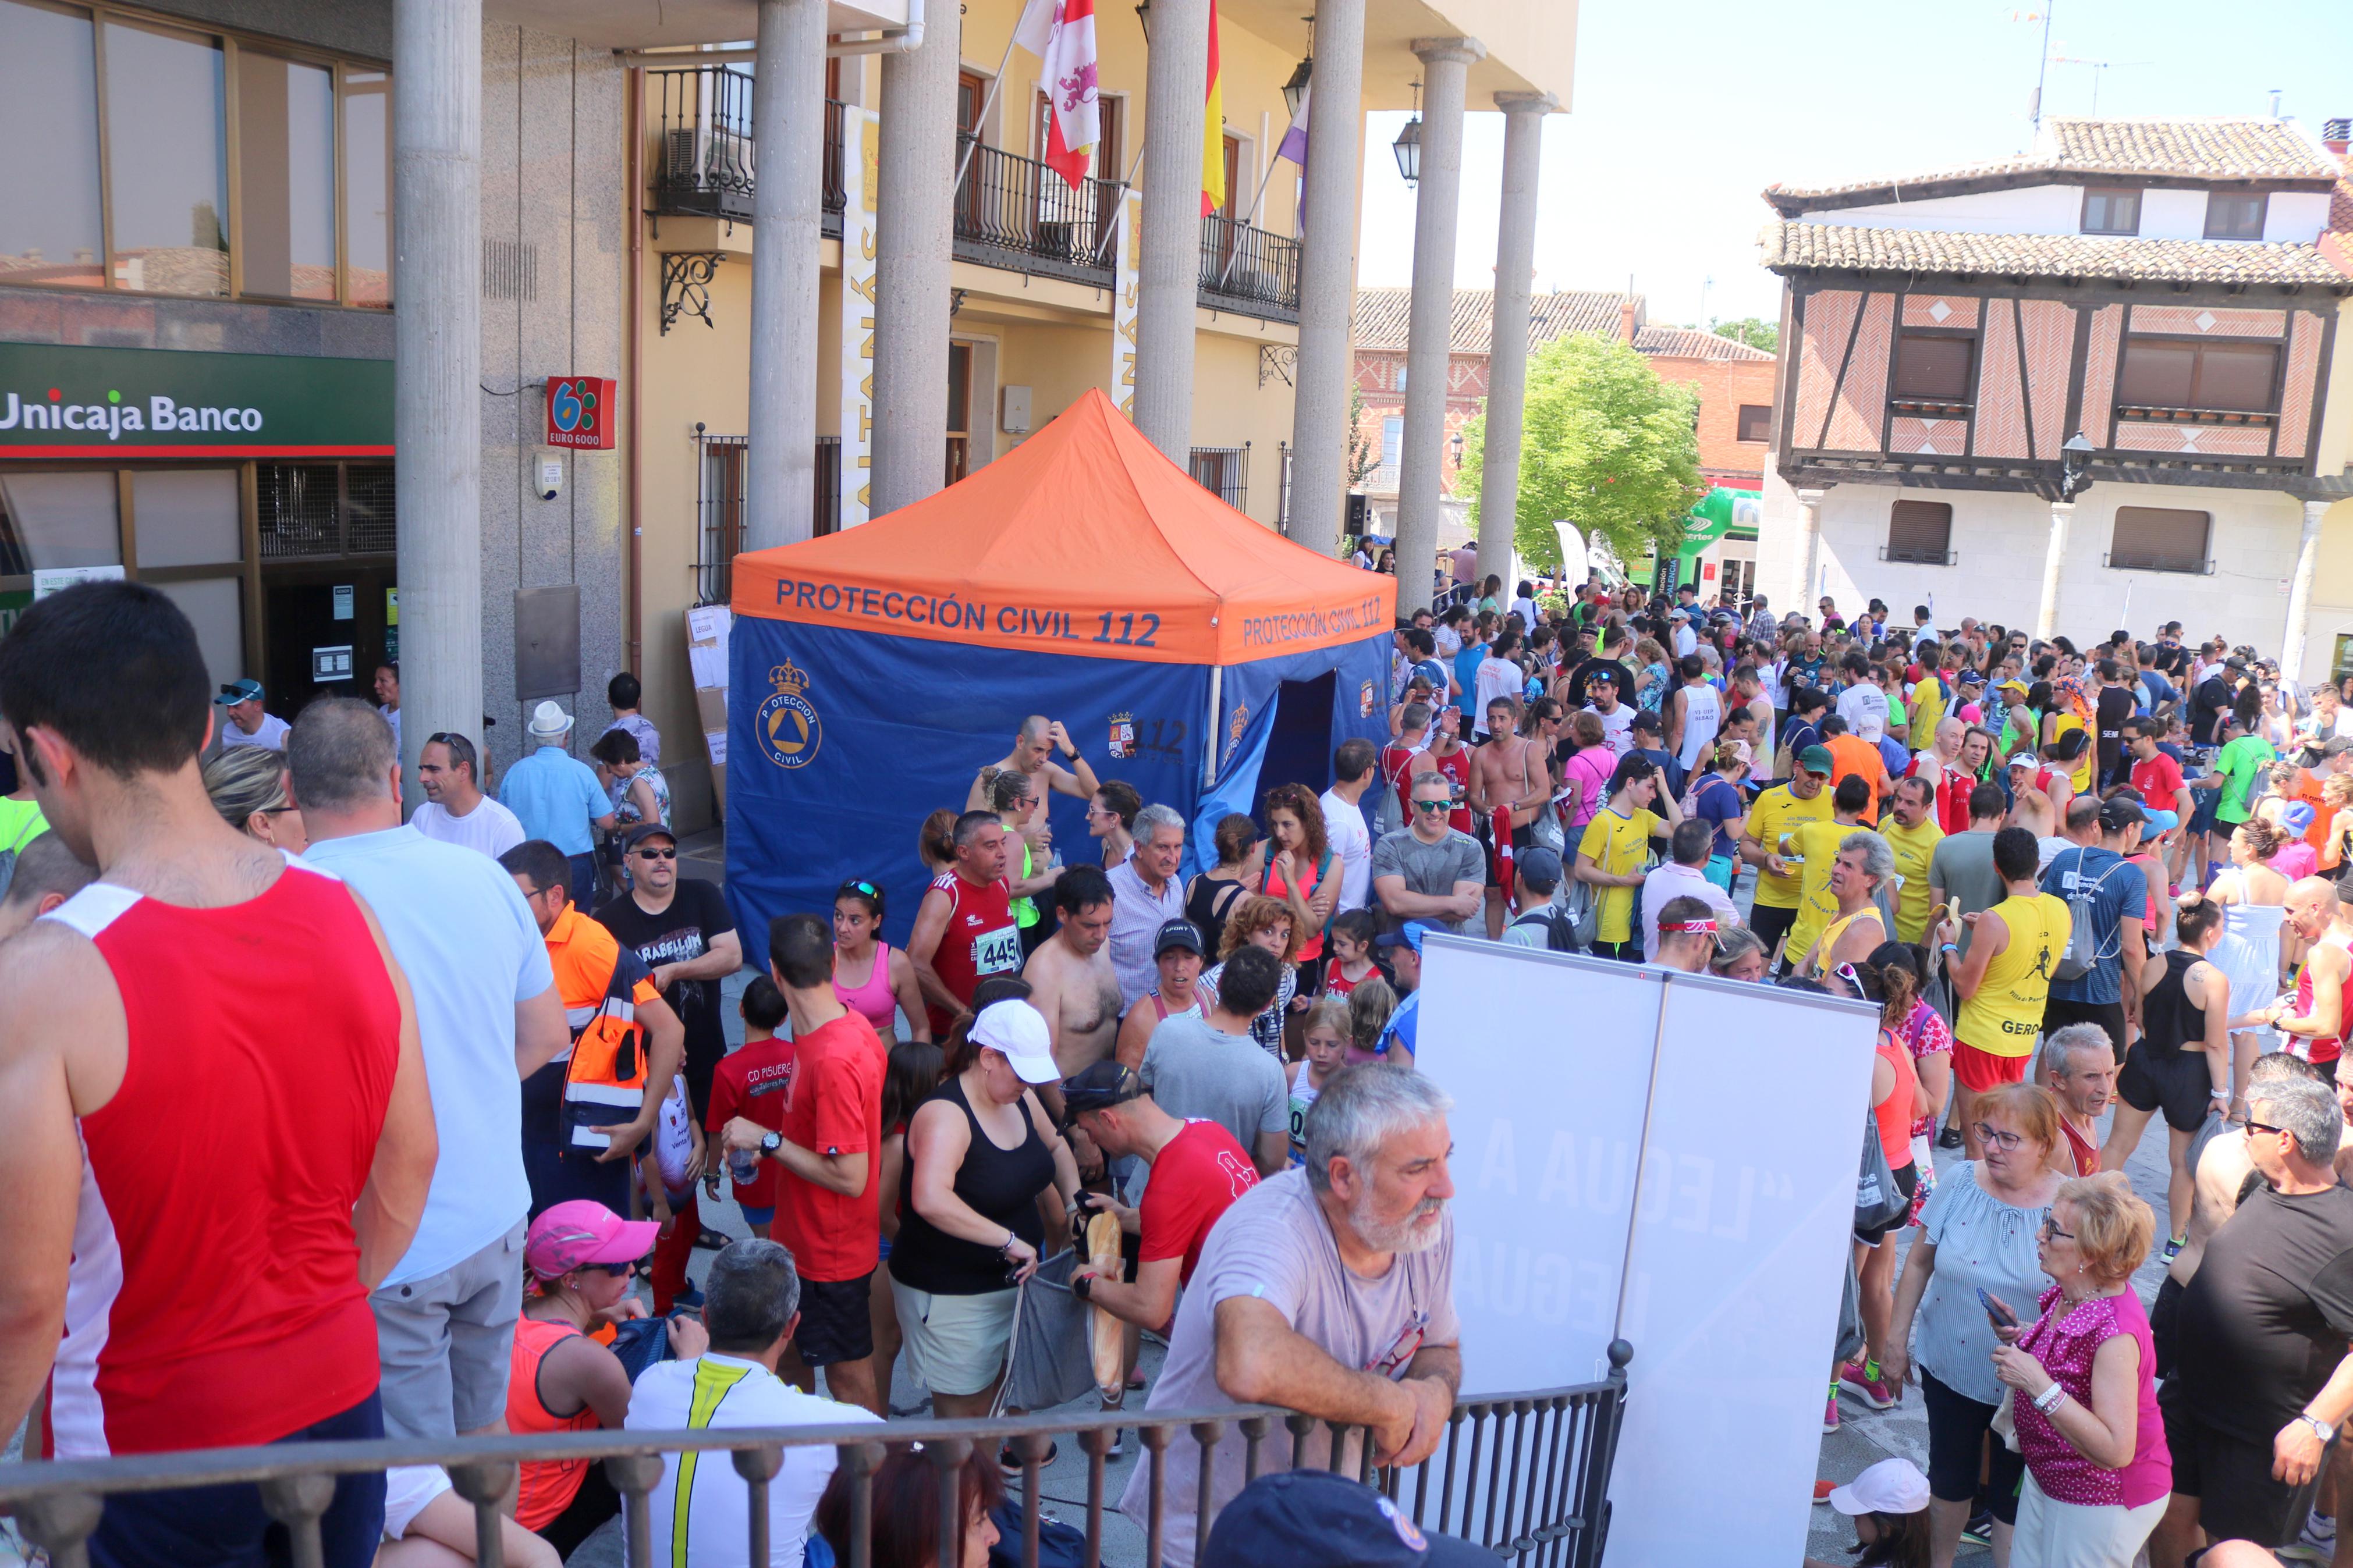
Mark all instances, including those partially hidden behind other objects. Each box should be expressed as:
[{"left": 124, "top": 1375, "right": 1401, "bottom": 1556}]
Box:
[{"left": 1119, "top": 1067, "right": 1461, "bottom": 1566}]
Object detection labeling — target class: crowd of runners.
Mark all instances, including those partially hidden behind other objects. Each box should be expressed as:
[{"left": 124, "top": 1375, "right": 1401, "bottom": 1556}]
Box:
[{"left": 1, "top": 571, "right": 2352, "bottom": 1568}]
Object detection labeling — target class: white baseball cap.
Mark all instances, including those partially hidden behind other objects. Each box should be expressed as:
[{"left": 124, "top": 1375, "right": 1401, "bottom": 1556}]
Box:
[
  {"left": 526, "top": 700, "right": 573, "bottom": 740},
  {"left": 969, "top": 1000, "right": 1060, "bottom": 1083},
  {"left": 1826, "top": 1457, "right": 1929, "bottom": 1516}
]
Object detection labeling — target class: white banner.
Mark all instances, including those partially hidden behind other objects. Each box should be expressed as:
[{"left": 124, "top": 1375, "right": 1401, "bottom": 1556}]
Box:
[
  {"left": 1419, "top": 936, "right": 1877, "bottom": 1568},
  {"left": 1110, "top": 188, "right": 1142, "bottom": 419},
  {"left": 839, "top": 105, "right": 878, "bottom": 525}
]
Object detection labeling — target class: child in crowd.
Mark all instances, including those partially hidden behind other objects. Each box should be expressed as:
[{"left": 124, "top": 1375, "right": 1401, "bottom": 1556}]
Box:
[
  {"left": 1287, "top": 998, "right": 1349, "bottom": 1166},
  {"left": 704, "top": 976, "right": 794, "bottom": 1240},
  {"left": 1322, "top": 909, "right": 1379, "bottom": 998},
  {"left": 639, "top": 1070, "right": 707, "bottom": 1313}
]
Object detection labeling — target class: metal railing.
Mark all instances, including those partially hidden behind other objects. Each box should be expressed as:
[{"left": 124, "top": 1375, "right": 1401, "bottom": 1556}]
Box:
[
  {"left": 693, "top": 431, "right": 844, "bottom": 604},
  {"left": 648, "top": 67, "right": 845, "bottom": 233},
  {"left": 1199, "top": 214, "right": 1301, "bottom": 320},
  {"left": 1189, "top": 444, "right": 1250, "bottom": 513},
  {"left": 953, "top": 134, "right": 1122, "bottom": 285},
  {"left": 0, "top": 1352, "right": 1630, "bottom": 1568}
]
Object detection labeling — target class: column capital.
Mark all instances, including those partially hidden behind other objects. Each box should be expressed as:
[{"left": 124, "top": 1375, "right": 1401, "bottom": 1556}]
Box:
[
  {"left": 1494, "top": 91, "right": 1559, "bottom": 115},
  {"left": 2305, "top": 497, "right": 2333, "bottom": 524},
  {"left": 1410, "top": 35, "right": 1486, "bottom": 66},
  {"left": 1795, "top": 488, "right": 1826, "bottom": 508},
  {"left": 2049, "top": 500, "right": 2077, "bottom": 517}
]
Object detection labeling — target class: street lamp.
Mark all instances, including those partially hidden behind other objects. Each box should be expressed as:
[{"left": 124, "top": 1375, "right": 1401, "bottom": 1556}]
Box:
[
  {"left": 1449, "top": 430, "right": 1465, "bottom": 468},
  {"left": 2060, "top": 429, "right": 2095, "bottom": 500},
  {"left": 1393, "top": 81, "right": 1422, "bottom": 186},
  {"left": 1282, "top": 15, "right": 1313, "bottom": 118}
]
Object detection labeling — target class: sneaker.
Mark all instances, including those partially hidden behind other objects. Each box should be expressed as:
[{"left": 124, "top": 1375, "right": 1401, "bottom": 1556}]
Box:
[
  {"left": 1937, "top": 1126, "right": 1964, "bottom": 1151},
  {"left": 1836, "top": 1361, "right": 1898, "bottom": 1411},
  {"left": 1959, "top": 1510, "right": 1993, "bottom": 1547},
  {"left": 1822, "top": 1392, "right": 1840, "bottom": 1434},
  {"left": 999, "top": 1439, "right": 1058, "bottom": 1476},
  {"left": 669, "top": 1283, "right": 705, "bottom": 1310},
  {"left": 1812, "top": 1480, "right": 1836, "bottom": 1505},
  {"left": 2301, "top": 1510, "right": 2338, "bottom": 1551},
  {"left": 2160, "top": 1235, "right": 2186, "bottom": 1265},
  {"left": 1102, "top": 1430, "right": 1125, "bottom": 1461}
]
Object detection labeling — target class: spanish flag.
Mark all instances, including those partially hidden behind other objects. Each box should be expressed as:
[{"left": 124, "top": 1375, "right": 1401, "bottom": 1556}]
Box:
[{"left": 1199, "top": 0, "right": 1225, "bottom": 215}]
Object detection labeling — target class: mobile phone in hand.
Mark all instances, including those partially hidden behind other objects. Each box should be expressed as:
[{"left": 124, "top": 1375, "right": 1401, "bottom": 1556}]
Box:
[{"left": 1976, "top": 1287, "right": 2017, "bottom": 1329}]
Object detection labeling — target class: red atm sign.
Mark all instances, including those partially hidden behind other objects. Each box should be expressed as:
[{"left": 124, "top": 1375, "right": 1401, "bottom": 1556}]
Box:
[{"left": 545, "top": 376, "right": 615, "bottom": 450}]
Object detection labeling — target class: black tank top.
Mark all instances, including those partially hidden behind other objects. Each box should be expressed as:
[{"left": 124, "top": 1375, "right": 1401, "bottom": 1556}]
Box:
[
  {"left": 1185, "top": 874, "right": 1244, "bottom": 958},
  {"left": 2139, "top": 948, "right": 2205, "bottom": 1062},
  {"left": 889, "top": 1071, "right": 1054, "bottom": 1296}
]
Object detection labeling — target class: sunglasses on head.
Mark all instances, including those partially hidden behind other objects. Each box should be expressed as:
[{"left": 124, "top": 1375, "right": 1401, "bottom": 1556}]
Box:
[{"left": 839, "top": 879, "right": 881, "bottom": 898}]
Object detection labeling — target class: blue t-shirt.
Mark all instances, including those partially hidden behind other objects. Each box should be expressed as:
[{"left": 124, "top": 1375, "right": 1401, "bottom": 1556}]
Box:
[
  {"left": 1690, "top": 773, "right": 1745, "bottom": 861},
  {"left": 1453, "top": 646, "right": 1486, "bottom": 717},
  {"left": 1408, "top": 657, "right": 1451, "bottom": 701},
  {"left": 2139, "top": 671, "right": 2179, "bottom": 716},
  {"left": 1629, "top": 744, "right": 1683, "bottom": 801},
  {"left": 1376, "top": 989, "right": 1422, "bottom": 1060},
  {"left": 2038, "top": 843, "right": 2149, "bottom": 1007},
  {"left": 499, "top": 744, "right": 613, "bottom": 855},
  {"left": 300, "top": 824, "right": 556, "bottom": 1286}
]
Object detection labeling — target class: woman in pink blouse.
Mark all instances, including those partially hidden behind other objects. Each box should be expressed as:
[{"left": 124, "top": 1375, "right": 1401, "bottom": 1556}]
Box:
[{"left": 1987, "top": 1172, "right": 2170, "bottom": 1566}]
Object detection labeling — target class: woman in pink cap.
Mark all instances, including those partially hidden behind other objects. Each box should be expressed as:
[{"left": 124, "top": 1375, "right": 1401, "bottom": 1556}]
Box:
[{"left": 506, "top": 1199, "right": 705, "bottom": 1555}]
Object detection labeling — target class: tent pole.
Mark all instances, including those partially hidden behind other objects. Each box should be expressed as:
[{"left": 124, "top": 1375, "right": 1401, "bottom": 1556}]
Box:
[{"left": 1204, "top": 666, "right": 1222, "bottom": 787}]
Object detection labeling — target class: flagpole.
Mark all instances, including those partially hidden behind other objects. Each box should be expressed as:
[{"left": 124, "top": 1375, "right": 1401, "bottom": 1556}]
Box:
[
  {"left": 953, "top": 26, "right": 1027, "bottom": 194},
  {"left": 1088, "top": 138, "right": 1148, "bottom": 263},
  {"left": 1213, "top": 141, "right": 1284, "bottom": 287}
]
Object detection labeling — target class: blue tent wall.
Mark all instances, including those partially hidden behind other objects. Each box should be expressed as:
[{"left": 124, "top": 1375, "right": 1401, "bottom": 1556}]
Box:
[{"left": 727, "top": 619, "right": 1209, "bottom": 948}]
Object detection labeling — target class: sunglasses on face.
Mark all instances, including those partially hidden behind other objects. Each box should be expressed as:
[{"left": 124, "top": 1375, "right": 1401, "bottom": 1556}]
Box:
[
  {"left": 585, "top": 1258, "right": 637, "bottom": 1278},
  {"left": 633, "top": 845, "right": 677, "bottom": 860},
  {"left": 1413, "top": 798, "right": 1450, "bottom": 813},
  {"left": 2245, "top": 1119, "right": 2287, "bottom": 1139}
]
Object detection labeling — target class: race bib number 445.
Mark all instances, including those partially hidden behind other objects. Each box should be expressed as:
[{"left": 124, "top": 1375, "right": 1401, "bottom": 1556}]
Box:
[{"left": 973, "top": 925, "right": 1022, "bottom": 977}]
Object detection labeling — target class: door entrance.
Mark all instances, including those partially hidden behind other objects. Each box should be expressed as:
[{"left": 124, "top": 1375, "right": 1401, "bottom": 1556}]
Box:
[{"left": 263, "top": 564, "right": 395, "bottom": 717}]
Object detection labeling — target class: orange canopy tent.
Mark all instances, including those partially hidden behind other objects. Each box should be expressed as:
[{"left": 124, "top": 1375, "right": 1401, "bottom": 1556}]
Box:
[
  {"left": 723, "top": 390, "right": 1399, "bottom": 944},
  {"left": 730, "top": 388, "right": 1394, "bottom": 666}
]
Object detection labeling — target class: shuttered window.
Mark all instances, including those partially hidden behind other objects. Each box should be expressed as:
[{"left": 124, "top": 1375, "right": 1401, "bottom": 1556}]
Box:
[
  {"left": 1884, "top": 499, "right": 1953, "bottom": 564},
  {"left": 1892, "top": 335, "right": 1974, "bottom": 402},
  {"left": 2110, "top": 507, "right": 2210, "bottom": 574},
  {"left": 2116, "top": 338, "right": 2278, "bottom": 414}
]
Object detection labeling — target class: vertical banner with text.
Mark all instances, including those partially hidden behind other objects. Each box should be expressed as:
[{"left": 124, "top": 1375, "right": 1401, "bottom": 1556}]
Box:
[
  {"left": 1110, "top": 189, "right": 1142, "bottom": 419},
  {"left": 840, "top": 106, "right": 879, "bottom": 525}
]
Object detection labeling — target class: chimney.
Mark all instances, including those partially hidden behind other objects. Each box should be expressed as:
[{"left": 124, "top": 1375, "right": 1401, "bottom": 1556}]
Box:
[
  {"left": 1619, "top": 298, "right": 1638, "bottom": 344},
  {"left": 2325, "top": 117, "right": 2351, "bottom": 155}
]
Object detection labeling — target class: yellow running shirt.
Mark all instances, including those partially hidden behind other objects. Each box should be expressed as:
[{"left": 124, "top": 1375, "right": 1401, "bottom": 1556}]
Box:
[
  {"left": 1578, "top": 806, "right": 1659, "bottom": 946},
  {"left": 1746, "top": 783, "right": 1833, "bottom": 911},
  {"left": 1957, "top": 892, "right": 2071, "bottom": 1057},
  {"left": 1881, "top": 815, "right": 1945, "bottom": 944},
  {"left": 1783, "top": 817, "right": 1853, "bottom": 964}
]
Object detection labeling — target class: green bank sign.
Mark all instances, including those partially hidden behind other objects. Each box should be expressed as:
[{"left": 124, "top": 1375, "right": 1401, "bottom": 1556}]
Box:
[{"left": 0, "top": 342, "right": 391, "bottom": 457}]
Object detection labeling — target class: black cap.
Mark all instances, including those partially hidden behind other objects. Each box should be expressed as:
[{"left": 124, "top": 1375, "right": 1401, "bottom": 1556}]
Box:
[
  {"left": 2098, "top": 797, "right": 2148, "bottom": 833},
  {"left": 1153, "top": 918, "right": 1205, "bottom": 957},
  {"left": 623, "top": 822, "right": 678, "bottom": 851},
  {"left": 1060, "top": 1059, "right": 1142, "bottom": 1115},
  {"left": 1204, "top": 1471, "right": 1493, "bottom": 1568}
]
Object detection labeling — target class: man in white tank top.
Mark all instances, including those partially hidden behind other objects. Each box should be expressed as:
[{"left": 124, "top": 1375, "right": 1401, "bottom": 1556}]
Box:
[{"left": 1667, "top": 657, "right": 1722, "bottom": 775}]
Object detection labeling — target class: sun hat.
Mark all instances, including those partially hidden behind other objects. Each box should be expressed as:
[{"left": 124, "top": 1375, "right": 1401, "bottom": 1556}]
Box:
[{"left": 526, "top": 700, "right": 573, "bottom": 741}]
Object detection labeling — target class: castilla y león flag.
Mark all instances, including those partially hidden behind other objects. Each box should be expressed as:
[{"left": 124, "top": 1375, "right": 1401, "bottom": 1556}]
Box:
[{"left": 1018, "top": 0, "right": 1101, "bottom": 191}]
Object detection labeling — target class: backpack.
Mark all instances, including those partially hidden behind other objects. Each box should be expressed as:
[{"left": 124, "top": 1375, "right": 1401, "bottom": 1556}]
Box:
[
  {"left": 2049, "top": 847, "right": 2126, "bottom": 983},
  {"left": 1509, "top": 905, "right": 1582, "bottom": 954}
]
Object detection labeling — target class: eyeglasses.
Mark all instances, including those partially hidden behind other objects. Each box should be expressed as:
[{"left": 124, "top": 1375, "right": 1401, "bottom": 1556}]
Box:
[
  {"left": 2038, "top": 1217, "right": 2076, "bottom": 1242},
  {"left": 1412, "top": 798, "right": 1450, "bottom": 813},
  {"left": 1971, "top": 1122, "right": 2025, "bottom": 1151},
  {"left": 632, "top": 846, "right": 677, "bottom": 860}
]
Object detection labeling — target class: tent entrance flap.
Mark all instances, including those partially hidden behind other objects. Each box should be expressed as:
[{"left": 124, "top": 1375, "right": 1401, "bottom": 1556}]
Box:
[{"left": 1261, "top": 673, "right": 1337, "bottom": 799}]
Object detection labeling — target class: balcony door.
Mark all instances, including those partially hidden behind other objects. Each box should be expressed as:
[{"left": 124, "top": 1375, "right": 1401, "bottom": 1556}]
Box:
[
  {"left": 1032, "top": 91, "right": 1121, "bottom": 261},
  {"left": 946, "top": 342, "right": 974, "bottom": 486}
]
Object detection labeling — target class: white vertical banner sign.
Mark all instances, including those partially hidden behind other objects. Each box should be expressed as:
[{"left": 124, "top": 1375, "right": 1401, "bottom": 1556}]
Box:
[
  {"left": 839, "top": 106, "right": 879, "bottom": 525},
  {"left": 1110, "top": 188, "right": 1142, "bottom": 419},
  {"left": 1418, "top": 936, "right": 1878, "bottom": 1567}
]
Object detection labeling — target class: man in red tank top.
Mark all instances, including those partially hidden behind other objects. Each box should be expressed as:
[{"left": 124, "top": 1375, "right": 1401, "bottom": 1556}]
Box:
[
  {"left": 908, "top": 809, "right": 1021, "bottom": 1035},
  {"left": 0, "top": 581, "right": 435, "bottom": 1568},
  {"left": 2268, "top": 877, "right": 2353, "bottom": 1082}
]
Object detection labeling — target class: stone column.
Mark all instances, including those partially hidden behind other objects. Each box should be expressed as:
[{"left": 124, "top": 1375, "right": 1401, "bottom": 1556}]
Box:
[
  {"left": 2282, "top": 497, "right": 2331, "bottom": 681},
  {"left": 1134, "top": 0, "right": 1211, "bottom": 465},
  {"left": 871, "top": 8, "right": 960, "bottom": 516},
  {"left": 1283, "top": 0, "right": 1365, "bottom": 559},
  {"left": 392, "top": 0, "right": 481, "bottom": 796},
  {"left": 2036, "top": 500, "right": 2074, "bottom": 641},
  {"left": 1792, "top": 488, "right": 1825, "bottom": 610},
  {"left": 745, "top": 0, "right": 828, "bottom": 548},
  {"left": 1475, "top": 93, "right": 1553, "bottom": 599},
  {"left": 1392, "top": 37, "right": 1484, "bottom": 610}
]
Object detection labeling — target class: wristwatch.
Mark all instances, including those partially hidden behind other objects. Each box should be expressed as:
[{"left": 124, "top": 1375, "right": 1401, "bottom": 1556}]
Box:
[
  {"left": 2300, "top": 1413, "right": 2338, "bottom": 1444},
  {"left": 760, "top": 1131, "right": 782, "bottom": 1157},
  {"left": 1071, "top": 1273, "right": 1094, "bottom": 1303}
]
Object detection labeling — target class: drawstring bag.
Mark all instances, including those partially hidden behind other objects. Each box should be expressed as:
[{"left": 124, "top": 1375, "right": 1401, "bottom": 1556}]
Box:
[
  {"left": 1854, "top": 1111, "right": 1908, "bottom": 1242},
  {"left": 991, "top": 1249, "right": 1102, "bottom": 1417}
]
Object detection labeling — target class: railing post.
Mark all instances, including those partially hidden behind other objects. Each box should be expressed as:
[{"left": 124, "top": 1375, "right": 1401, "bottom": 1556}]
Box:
[
  {"left": 1077, "top": 1424, "right": 1114, "bottom": 1568},
  {"left": 1284, "top": 1411, "right": 1319, "bottom": 1471},
  {"left": 1238, "top": 1413, "right": 1270, "bottom": 1485},
  {"left": 1011, "top": 1432, "right": 1052, "bottom": 1567},
  {"left": 15, "top": 1490, "right": 103, "bottom": 1568},
  {"left": 924, "top": 1437, "right": 972, "bottom": 1568},
  {"left": 258, "top": 1473, "right": 336, "bottom": 1568},
  {"left": 842, "top": 1440, "right": 883, "bottom": 1568},
  {"left": 447, "top": 1460, "right": 517, "bottom": 1568},
  {"left": 1190, "top": 1420, "right": 1224, "bottom": 1559},
  {"left": 1140, "top": 1423, "right": 1173, "bottom": 1568},
  {"left": 733, "top": 1442, "right": 785, "bottom": 1566},
  {"left": 605, "top": 1453, "right": 665, "bottom": 1568}
]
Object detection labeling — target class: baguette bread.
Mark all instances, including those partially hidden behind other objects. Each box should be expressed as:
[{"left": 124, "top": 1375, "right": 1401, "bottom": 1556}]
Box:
[{"left": 1086, "top": 1210, "right": 1125, "bottom": 1397}]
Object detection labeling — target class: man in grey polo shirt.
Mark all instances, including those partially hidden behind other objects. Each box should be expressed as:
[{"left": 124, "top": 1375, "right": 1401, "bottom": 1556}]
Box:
[
  {"left": 289, "top": 698, "right": 572, "bottom": 1441},
  {"left": 1107, "top": 802, "right": 1187, "bottom": 1011}
]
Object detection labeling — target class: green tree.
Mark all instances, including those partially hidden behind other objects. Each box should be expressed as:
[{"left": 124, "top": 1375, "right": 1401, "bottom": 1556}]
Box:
[
  {"left": 1454, "top": 333, "right": 1706, "bottom": 571},
  {"left": 1345, "top": 381, "right": 1380, "bottom": 487},
  {"left": 1713, "top": 317, "right": 1778, "bottom": 354}
]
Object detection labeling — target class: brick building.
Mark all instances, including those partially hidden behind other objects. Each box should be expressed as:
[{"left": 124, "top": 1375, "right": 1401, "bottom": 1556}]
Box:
[{"left": 1348, "top": 287, "right": 1777, "bottom": 552}]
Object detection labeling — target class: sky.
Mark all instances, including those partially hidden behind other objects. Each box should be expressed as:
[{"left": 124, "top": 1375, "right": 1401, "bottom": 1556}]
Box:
[{"left": 1353, "top": 0, "right": 2353, "bottom": 330}]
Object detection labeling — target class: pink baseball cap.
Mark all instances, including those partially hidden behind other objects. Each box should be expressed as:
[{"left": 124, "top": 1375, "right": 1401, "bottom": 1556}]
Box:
[{"left": 526, "top": 1200, "right": 659, "bottom": 1279}]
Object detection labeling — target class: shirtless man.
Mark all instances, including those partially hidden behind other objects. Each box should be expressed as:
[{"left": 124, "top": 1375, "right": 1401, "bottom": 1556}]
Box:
[
  {"left": 2264, "top": 876, "right": 2353, "bottom": 1086},
  {"left": 970, "top": 715, "right": 1100, "bottom": 834},
  {"left": 1023, "top": 863, "right": 1124, "bottom": 1084},
  {"left": 1469, "top": 695, "right": 1547, "bottom": 937}
]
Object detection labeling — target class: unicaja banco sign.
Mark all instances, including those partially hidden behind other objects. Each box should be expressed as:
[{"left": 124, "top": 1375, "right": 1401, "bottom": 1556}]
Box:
[{"left": 0, "top": 342, "right": 392, "bottom": 457}]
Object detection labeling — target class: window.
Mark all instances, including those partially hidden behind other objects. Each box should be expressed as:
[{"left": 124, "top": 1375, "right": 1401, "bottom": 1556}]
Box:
[
  {"left": 945, "top": 343, "right": 973, "bottom": 487},
  {"left": 1190, "top": 446, "right": 1248, "bottom": 511},
  {"left": 2109, "top": 507, "right": 2211, "bottom": 574},
  {"left": 0, "top": 472, "right": 121, "bottom": 574},
  {"left": 1891, "top": 333, "right": 1974, "bottom": 404},
  {"left": 1379, "top": 416, "right": 1403, "bottom": 469},
  {"left": 1883, "top": 500, "right": 1953, "bottom": 565},
  {"left": 0, "top": 0, "right": 391, "bottom": 305},
  {"left": 2080, "top": 186, "right": 2141, "bottom": 236},
  {"left": 2116, "top": 337, "right": 2279, "bottom": 414},
  {"left": 2204, "top": 191, "right": 2267, "bottom": 240},
  {"left": 1392, "top": 362, "right": 1408, "bottom": 392},
  {"left": 1736, "top": 404, "right": 1773, "bottom": 443}
]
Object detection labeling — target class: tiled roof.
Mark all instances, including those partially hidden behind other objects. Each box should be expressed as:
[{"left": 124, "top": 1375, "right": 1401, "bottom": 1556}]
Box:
[
  {"left": 1352, "top": 287, "right": 1635, "bottom": 353},
  {"left": 1759, "top": 220, "right": 2351, "bottom": 287},
  {"left": 1766, "top": 117, "right": 2344, "bottom": 213},
  {"left": 1631, "top": 325, "right": 1774, "bottom": 361}
]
